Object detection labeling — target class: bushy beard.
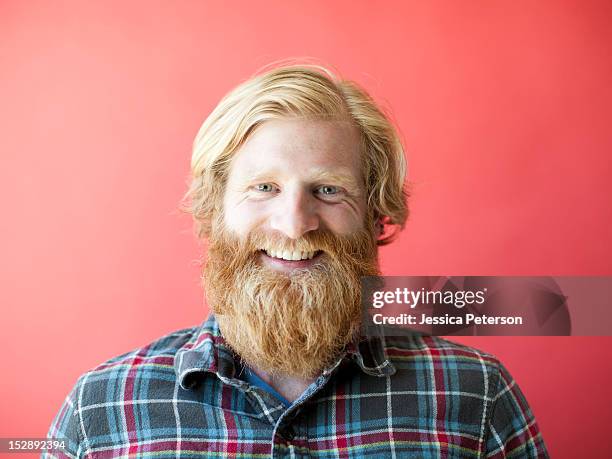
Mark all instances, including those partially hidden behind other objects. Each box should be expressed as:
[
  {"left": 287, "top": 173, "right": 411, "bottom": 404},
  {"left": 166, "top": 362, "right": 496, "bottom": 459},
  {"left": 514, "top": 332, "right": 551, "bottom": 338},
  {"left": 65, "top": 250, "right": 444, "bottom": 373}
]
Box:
[{"left": 203, "top": 219, "right": 380, "bottom": 379}]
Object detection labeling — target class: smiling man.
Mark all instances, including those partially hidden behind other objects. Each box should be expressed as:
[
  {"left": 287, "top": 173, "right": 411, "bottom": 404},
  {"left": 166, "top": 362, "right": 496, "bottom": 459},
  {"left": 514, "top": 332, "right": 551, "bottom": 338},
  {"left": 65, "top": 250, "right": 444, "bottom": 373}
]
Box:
[{"left": 45, "top": 65, "right": 548, "bottom": 458}]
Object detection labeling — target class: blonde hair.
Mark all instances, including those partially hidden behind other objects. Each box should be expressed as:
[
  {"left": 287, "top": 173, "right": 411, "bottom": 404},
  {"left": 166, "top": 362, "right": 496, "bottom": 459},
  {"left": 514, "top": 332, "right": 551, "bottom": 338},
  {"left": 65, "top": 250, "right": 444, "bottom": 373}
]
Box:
[{"left": 180, "top": 63, "right": 408, "bottom": 245}]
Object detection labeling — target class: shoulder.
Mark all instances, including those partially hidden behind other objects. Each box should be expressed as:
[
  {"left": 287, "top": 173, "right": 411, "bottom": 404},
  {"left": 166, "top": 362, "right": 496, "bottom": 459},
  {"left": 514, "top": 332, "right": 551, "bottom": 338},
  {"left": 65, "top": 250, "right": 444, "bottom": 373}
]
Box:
[
  {"left": 46, "top": 324, "right": 202, "bottom": 455},
  {"left": 383, "top": 334, "right": 507, "bottom": 397},
  {"left": 71, "top": 324, "right": 200, "bottom": 404},
  {"left": 383, "top": 333, "right": 501, "bottom": 365},
  {"left": 372, "top": 335, "right": 548, "bottom": 456},
  {"left": 89, "top": 324, "right": 198, "bottom": 371}
]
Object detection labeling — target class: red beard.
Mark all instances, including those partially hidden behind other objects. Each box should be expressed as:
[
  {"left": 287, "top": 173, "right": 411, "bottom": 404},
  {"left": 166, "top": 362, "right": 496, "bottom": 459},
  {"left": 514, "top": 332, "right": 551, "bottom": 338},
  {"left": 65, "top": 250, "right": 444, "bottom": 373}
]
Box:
[{"left": 203, "top": 222, "right": 379, "bottom": 378}]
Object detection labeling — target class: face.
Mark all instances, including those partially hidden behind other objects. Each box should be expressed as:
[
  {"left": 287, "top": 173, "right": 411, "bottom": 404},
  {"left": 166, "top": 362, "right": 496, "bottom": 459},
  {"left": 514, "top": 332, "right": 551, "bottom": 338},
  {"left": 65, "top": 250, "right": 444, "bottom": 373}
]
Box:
[
  {"left": 204, "top": 118, "right": 380, "bottom": 379},
  {"left": 222, "top": 118, "right": 367, "bottom": 274}
]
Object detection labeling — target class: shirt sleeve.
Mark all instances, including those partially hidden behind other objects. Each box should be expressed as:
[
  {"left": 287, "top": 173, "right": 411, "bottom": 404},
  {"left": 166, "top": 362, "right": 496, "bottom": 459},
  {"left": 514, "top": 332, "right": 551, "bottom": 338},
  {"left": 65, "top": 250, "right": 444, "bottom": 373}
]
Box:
[
  {"left": 485, "top": 363, "right": 549, "bottom": 458},
  {"left": 42, "top": 378, "right": 84, "bottom": 459}
]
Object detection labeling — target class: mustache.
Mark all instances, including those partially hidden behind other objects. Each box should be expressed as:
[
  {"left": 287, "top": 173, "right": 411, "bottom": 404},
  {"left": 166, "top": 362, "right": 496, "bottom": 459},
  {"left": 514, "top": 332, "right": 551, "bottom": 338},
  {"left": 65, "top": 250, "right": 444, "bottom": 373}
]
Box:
[
  {"left": 212, "top": 227, "right": 378, "bottom": 263},
  {"left": 250, "top": 230, "right": 345, "bottom": 255}
]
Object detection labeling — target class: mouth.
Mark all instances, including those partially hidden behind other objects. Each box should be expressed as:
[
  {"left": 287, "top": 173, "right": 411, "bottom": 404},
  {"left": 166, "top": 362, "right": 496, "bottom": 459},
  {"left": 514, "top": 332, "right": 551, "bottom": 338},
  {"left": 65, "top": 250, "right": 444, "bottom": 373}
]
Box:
[
  {"left": 261, "top": 248, "right": 322, "bottom": 261},
  {"left": 259, "top": 248, "right": 324, "bottom": 272}
]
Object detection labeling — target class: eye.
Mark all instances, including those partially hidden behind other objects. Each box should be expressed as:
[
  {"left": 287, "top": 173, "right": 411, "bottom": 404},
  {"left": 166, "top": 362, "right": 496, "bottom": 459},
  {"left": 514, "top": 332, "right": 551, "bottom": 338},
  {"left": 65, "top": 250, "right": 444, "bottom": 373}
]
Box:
[
  {"left": 315, "top": 185, "right": 344, "bottom": 201},
  {"left": 316, "top": 185, "right": 340, "bottom": 195},
  {"left": 254, "top": 183, "right": 278, "bottom": 193}
]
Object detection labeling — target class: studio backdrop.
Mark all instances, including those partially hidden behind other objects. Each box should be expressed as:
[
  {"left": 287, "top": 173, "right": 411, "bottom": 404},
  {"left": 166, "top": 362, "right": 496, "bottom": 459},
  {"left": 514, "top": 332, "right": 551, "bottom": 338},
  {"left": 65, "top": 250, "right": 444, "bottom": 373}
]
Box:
[{"left": 1, "top": 1, "right": 611, "bottom": 458}]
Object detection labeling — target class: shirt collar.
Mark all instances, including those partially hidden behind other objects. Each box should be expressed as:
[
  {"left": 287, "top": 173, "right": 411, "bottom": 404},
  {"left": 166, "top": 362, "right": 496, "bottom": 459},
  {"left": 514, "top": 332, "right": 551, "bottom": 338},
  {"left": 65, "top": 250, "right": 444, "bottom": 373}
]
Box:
[{"left": 174, "top": 314, "right": 395, "bottom": 390}]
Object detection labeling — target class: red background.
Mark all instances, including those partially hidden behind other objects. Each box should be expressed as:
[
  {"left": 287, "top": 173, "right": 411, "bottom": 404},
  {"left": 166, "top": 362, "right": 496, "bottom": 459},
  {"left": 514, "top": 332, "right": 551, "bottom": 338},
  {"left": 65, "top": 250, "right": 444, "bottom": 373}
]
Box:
[{"left": 2, "top": 1, "right": 611, "bottom": 457}]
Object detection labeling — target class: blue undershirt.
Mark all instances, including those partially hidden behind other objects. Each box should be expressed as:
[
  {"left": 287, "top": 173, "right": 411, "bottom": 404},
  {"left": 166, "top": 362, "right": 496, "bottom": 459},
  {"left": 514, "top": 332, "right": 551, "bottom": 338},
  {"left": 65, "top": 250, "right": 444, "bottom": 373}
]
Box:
[{"left": 239, "top": 365, "right": 291, "bottom": 407}]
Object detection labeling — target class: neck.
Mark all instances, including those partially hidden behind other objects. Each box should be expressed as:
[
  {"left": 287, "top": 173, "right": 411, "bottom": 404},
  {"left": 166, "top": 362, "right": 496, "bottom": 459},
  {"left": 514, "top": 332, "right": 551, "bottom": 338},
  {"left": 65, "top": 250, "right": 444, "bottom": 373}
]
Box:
[{"left": 249, "top": 365, "right": 318, "bottom": 403}]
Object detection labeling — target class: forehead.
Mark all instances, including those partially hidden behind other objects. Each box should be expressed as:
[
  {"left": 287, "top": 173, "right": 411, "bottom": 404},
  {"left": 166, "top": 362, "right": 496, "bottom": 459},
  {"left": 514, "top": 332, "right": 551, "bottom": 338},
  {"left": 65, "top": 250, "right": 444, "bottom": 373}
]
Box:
[{"left": 228, "top": 118, "right": 363, "bottom": 184}]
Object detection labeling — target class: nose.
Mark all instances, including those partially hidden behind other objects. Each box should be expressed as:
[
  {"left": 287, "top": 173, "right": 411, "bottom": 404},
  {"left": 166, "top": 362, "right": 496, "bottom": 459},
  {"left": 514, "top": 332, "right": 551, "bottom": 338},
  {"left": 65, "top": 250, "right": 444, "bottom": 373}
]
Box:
[{"left": 269, "top": 188, "right": 320, "bottom": 239}]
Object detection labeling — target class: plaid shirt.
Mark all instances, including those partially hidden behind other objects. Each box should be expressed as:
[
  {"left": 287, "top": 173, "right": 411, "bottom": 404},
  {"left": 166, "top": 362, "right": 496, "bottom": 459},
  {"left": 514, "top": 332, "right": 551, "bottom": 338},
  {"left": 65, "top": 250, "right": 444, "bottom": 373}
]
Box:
[{"left": 45, "top": 315, "right": 548, "bottom": 458}]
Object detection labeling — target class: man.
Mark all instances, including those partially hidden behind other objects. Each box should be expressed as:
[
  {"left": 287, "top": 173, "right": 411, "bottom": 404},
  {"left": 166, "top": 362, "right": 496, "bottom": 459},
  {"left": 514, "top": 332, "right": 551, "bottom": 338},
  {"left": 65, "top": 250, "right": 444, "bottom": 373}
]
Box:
[{"left": 45, "top": 64, "right": 548, "bottom": 458}]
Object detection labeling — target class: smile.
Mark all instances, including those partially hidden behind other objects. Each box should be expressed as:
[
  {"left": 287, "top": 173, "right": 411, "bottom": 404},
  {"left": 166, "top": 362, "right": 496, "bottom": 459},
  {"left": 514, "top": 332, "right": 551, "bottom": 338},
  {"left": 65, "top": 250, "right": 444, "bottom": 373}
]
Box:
[{"left": 262, "top": 249, "right": 321, "bottom": 261}]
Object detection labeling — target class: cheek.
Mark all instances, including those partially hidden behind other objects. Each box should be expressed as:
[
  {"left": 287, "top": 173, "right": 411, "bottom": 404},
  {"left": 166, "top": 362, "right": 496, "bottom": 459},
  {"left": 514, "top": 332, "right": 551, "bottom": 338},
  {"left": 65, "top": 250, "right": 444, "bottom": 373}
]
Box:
[
  {"left": 319, "top": 206, "right": 365, "bottom": 234},
  {"left": 222, "top": 198, "right": 265, "bottom": 238}
]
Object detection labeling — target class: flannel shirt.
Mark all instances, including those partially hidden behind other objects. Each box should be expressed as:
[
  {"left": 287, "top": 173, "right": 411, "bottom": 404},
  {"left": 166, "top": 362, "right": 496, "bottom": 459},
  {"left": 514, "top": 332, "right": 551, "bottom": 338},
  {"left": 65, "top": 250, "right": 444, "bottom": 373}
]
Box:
[{"left": 45, "top": 315, "right": 548, "bottom": 458}]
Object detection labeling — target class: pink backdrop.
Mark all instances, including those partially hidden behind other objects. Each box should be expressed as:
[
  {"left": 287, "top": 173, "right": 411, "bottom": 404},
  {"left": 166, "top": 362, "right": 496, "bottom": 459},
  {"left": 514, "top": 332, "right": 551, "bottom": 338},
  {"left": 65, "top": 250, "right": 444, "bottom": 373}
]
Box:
[{"left": 2, "top": 1, "right": 611, "bottom": 457}]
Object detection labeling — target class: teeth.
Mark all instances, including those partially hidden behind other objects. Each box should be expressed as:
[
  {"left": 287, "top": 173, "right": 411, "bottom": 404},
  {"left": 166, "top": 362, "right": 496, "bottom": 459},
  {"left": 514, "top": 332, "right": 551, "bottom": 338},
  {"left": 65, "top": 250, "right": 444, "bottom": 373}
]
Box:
[{"left": 263, "top": 249, "right": 316, "bottom": 261}]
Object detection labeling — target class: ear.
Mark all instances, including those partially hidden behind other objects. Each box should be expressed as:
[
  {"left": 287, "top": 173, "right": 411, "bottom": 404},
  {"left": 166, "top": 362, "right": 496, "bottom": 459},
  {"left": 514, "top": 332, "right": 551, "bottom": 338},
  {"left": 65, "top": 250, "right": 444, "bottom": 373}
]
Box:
[
  {"left": 374, "top": 216, "right": 385, "bottom": 238},
  {"left": 374, "top": 215, "right": 394, "bottom": 245}
]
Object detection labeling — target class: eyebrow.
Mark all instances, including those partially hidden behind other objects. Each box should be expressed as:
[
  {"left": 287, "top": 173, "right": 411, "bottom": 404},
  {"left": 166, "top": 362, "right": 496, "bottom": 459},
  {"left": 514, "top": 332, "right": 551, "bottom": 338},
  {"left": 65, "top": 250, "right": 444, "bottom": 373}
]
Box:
[{"left": 243, "top": 168, "right": 362, "bottom": 191}]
